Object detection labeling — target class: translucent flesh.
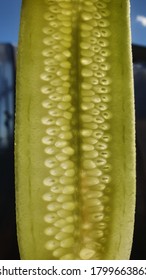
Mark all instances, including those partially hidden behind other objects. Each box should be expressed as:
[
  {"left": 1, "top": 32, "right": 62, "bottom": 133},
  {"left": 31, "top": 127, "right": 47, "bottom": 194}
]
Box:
[{"left": 15, "top": 0, "right": 136, "bottom": 260}]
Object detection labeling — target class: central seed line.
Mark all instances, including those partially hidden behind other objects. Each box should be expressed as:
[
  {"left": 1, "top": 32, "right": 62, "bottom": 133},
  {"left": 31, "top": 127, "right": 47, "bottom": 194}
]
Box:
[{"left": 70, "top": 0, "right": 83, "bottom": 253}]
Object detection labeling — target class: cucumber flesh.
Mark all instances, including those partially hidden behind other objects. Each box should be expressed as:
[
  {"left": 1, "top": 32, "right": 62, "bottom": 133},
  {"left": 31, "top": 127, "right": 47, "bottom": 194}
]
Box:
[{"left": 15, "top": 0, "right": 136, "bottom": 260}]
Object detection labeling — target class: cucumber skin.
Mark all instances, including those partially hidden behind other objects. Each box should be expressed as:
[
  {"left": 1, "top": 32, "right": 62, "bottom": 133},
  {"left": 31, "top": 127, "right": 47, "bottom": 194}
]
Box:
[{"left": 15, "top": 0, "right": 136, "bottom": 260}]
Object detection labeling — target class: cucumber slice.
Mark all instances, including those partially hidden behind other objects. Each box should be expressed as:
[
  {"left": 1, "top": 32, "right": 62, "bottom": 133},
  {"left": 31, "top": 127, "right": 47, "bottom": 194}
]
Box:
[{"left": 15, "top": 0, "right": 136, "bottom": 260}]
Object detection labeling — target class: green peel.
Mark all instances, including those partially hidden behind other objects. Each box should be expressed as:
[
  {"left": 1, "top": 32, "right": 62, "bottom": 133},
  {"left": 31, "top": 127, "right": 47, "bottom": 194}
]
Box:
[{"left": 15, "top": 0, "right": 136, "bottom": 260}]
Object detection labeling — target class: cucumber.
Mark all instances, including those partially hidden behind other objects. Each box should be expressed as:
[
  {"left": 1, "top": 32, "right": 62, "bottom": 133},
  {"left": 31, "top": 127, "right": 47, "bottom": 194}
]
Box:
[{"left": 15, "top": 0, "right": 136, "bottom": 260}]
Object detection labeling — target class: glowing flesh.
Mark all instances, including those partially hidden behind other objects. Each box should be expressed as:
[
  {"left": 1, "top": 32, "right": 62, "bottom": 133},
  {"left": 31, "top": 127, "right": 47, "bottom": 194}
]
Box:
[{"left": 15, "top": 0, "right": 136, "bottom": 260}]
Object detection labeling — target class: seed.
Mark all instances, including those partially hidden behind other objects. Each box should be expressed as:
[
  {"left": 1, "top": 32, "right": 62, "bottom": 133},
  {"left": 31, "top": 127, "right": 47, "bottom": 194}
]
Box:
[
  {"left": 62, "top": 147, "right": 75, "bottom": 155},
  {"left": 62, "top": 225, "right": 75, "bottom": 233},
  {"left": 55, "top": 232, "right": 69, "bottom": 241},
  {"left": 42, "top": 193, "right": 56, "bottom": 202},
  {"left": 54, "top": 219, "right": 67, "bottom": 228},
  {"left": 45, "top": 240, "right": 59, "bottom": 250},
  {"left": 44, "top": 213, "right": 58, "bottom": 224},
  {"left": 83, "top": 160, "right": 96, "bottom": 169},
  {"left": 61, "top": 254, "right": 74, "bottom": 260},
  {"left": 44, "top": 227, "right": 58, "bottom": 236},
  {"left": 61, "top": 238, "right": 74, "bottom": 248},
  {"left": 57, "top": 194, "right": 72, "bottom": 203},
  {"left": 79, "top": 248, "right": 95, "bottom": 260},
  {"left": 53, "top": 248, "right": 67, "bottom": 258},
  {"left": 47, "top": 202, "right": 61, "bottom": 211},
  {"left": 62, "top": 202, "right": 75, "bottom": 211}
]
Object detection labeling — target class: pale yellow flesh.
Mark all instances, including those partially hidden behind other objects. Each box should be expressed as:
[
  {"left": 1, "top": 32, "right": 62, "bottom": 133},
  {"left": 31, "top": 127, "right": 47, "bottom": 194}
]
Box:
[{"left": 15, "top": 0, "right": 136, "bottom": 260}]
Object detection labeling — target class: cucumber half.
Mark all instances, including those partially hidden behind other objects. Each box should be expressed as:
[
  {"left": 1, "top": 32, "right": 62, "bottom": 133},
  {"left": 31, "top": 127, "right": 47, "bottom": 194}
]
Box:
[{"left": 15, "top": 0, "right": 136, "bottom": 260}]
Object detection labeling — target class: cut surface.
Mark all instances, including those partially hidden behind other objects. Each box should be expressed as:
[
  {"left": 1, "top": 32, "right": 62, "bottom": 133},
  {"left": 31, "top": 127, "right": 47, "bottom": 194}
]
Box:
[{"left": 15, "top": 0, "right": 136, "bottom": 260}]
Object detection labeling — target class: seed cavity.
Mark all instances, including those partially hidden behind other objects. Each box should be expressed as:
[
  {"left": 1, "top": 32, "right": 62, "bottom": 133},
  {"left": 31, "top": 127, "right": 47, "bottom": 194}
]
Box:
[{"left": 41, "top": 0, "right": 112, "bottom": 260}]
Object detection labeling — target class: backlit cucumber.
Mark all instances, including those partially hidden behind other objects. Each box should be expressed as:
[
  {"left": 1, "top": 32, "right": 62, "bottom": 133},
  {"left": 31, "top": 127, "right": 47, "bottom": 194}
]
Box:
[{"left": 15, "top": 0, "right": 136, "bottom": 260}]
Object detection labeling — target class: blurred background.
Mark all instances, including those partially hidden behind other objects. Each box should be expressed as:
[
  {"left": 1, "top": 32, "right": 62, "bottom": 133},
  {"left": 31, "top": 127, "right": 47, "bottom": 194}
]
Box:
[{"left": 0, "top": 0, "right": 146, "bottom": 260}]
